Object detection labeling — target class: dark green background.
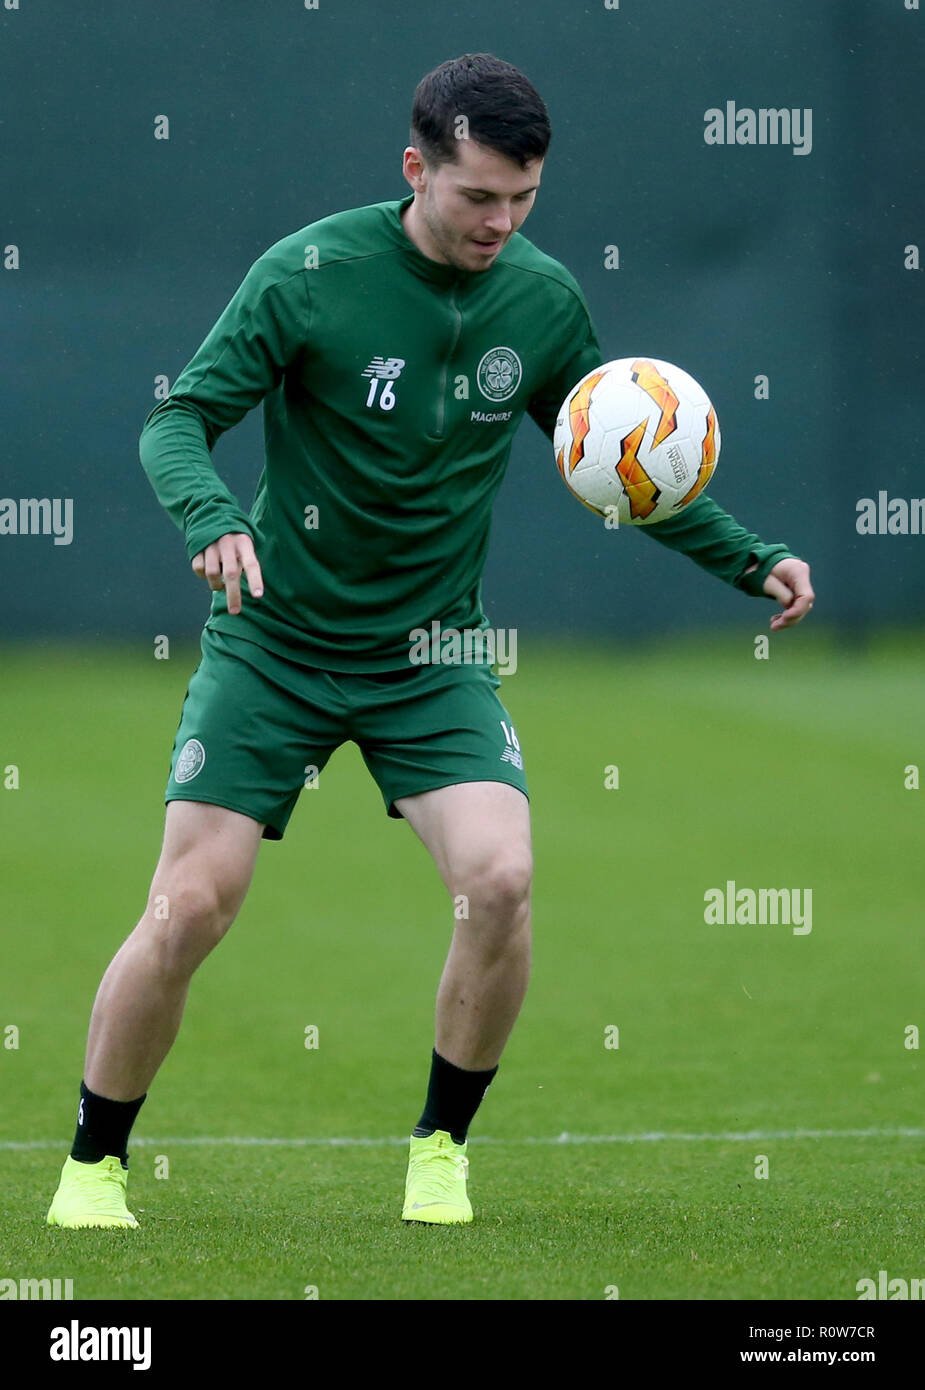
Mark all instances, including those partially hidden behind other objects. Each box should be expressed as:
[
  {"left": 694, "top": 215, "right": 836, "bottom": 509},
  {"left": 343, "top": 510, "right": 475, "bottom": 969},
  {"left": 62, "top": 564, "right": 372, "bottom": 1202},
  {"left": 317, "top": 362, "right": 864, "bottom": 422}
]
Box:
[{"left": 1, "top": 0, "right": 921, "bottom": 642}]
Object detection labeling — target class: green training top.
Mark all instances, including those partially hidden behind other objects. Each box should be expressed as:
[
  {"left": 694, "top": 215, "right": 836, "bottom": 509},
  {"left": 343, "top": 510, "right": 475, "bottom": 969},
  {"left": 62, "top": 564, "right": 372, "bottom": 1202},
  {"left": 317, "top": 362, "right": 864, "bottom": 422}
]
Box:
[{"left": 139, "top": 192, "right": 796, "bottom": 670}]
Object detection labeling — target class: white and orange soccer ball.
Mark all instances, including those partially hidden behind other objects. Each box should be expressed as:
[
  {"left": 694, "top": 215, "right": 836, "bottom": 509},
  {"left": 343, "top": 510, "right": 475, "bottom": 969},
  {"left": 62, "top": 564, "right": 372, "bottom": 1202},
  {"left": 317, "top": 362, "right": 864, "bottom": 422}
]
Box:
[{"left": 553, "top": 357, "right": 721, "bottom": 525}]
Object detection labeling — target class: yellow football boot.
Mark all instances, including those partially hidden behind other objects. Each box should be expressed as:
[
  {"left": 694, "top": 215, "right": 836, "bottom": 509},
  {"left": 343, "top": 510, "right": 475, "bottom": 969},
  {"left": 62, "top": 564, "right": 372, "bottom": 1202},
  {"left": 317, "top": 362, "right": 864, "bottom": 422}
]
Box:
[
  {"left": 402, "top": 1130, "right": 473, "bottom": 1224},
  {"left": 46, "top": 1155, "right": 139, "bottom": 1229}
]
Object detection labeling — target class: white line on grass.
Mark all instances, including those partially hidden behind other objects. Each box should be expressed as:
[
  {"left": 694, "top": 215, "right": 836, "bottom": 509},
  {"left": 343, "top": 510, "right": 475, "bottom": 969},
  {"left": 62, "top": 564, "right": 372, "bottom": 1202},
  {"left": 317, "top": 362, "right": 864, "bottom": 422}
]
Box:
[{"left": 2, "top": 1127, "right": 923, "bottom": 1152}]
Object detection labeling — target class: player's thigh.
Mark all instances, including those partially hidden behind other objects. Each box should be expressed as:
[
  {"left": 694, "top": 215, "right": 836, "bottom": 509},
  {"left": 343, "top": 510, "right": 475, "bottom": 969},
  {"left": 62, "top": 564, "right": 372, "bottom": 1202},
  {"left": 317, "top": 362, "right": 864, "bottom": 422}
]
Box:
[
  {"left": 166, "top": 628, "right": 346, "bottom": 843},
  {"left": 147, "top": 799, "right": 265, "bottom": 927},
  {"left": 395, "top": 781, "right": 533, "bottom": 904}
]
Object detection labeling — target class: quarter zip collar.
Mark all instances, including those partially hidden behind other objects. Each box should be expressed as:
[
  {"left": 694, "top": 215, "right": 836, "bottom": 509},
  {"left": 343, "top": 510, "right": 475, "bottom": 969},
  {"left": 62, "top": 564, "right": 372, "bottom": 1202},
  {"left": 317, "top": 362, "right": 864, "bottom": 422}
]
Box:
[{"left": 385, "top": 193, "right": 484, "bottom": 289}]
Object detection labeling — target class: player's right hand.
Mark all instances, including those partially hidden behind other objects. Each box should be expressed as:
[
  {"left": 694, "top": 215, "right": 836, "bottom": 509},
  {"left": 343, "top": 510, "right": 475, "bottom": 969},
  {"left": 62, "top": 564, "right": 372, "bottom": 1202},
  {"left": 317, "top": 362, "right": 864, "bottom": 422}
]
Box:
[{"left": 190, "top": 532, "right": 264, "bottom": 615}]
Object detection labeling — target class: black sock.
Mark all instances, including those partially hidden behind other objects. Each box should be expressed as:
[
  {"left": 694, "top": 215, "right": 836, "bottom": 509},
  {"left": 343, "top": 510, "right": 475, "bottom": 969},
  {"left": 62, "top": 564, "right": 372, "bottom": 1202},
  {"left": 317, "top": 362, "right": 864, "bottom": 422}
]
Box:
[
  {"left": 412, "top": 1048, "right": 498, "bottom": 1146},
  {"left": 70, "top": 1080, "right": 147, "bottom": 1169}
]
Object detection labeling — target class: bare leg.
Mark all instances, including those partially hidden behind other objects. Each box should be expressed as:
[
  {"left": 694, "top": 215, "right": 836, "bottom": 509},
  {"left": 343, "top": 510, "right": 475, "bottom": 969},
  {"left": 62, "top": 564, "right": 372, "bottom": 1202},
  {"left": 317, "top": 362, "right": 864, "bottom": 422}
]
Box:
[
  {"left": 394, "top": 782, "right": 532, "bottom": 1072},
  {"left": 84, "top": 801, "right": 264, "bottom": 1100}
]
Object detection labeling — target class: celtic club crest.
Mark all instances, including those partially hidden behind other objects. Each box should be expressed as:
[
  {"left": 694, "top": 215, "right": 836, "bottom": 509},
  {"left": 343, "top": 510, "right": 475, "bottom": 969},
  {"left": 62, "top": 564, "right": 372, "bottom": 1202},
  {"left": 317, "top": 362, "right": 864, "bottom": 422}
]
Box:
[
  {"left": 476, "top": 346, "right": 522, "bottom": 402},
  {"left": 174, "top": 737, "right": 206, "bottom": 784}
]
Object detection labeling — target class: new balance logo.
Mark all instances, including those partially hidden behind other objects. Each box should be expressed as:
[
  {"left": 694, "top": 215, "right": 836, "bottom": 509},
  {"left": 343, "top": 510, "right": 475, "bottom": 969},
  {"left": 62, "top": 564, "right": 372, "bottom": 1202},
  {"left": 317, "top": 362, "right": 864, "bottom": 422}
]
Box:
[
  {"left": 362, "top": 356, "right": 406, "bottom": 411},
  {"left": 499, "top": 719, "right": 523, "bottom": 770},
  {"left": 361, "top": 356, "right": 405, "bottom": 380}
]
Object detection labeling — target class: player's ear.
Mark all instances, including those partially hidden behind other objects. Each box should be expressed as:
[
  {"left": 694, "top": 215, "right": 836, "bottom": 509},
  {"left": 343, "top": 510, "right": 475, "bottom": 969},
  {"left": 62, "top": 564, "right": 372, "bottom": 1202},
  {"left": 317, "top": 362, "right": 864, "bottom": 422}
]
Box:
[{"left": 402, "top": 146, "right": 426, "bottom": 191}]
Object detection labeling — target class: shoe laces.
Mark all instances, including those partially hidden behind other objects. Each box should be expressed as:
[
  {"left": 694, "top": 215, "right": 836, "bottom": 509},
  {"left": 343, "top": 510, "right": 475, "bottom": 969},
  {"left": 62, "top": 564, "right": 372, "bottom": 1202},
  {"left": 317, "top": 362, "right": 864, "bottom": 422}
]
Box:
[{"left": 412, "top": 1149, "right": 469, "bottom": 1199}]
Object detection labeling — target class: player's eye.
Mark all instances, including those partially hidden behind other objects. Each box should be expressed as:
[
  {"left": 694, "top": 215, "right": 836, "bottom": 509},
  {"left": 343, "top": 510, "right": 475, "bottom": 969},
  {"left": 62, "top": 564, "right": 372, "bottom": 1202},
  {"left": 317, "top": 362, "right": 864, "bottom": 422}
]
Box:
[{"left": 464, "top": 191, "right": 532, "bottom": 204}]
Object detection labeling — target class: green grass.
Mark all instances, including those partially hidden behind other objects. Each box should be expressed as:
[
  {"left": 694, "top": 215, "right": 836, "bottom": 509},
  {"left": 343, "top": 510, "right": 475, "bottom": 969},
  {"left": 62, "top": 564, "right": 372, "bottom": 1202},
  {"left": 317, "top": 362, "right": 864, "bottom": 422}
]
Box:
[{"left": 1, "top": 629, "right": 923, "bottom": 1299}]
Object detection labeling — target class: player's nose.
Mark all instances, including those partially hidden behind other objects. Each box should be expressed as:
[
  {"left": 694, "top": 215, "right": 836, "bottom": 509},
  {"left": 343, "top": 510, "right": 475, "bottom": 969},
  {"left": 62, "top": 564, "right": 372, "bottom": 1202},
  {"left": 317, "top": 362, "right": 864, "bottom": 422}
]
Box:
[{"left": 484, "top": 212, "right": 512, "bottom": 235}]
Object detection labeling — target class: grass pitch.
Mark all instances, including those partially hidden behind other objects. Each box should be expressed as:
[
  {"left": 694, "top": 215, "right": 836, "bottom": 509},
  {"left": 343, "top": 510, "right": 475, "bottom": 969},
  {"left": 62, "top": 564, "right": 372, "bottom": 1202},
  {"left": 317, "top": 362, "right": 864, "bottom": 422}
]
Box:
[{"left": 1, "top": 630, "right": 922, "bottom": 1300}]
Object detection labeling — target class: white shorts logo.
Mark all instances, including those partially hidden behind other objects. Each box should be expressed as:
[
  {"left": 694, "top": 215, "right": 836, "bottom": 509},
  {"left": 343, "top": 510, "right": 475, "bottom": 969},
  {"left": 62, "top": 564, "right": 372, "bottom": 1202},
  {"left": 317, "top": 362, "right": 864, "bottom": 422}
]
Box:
[
  {"left": 499, "top": 719, "right": 523, "bottom": 770},
  {"left": 174, "top": 737, "right": 206, "bottom": 784}
]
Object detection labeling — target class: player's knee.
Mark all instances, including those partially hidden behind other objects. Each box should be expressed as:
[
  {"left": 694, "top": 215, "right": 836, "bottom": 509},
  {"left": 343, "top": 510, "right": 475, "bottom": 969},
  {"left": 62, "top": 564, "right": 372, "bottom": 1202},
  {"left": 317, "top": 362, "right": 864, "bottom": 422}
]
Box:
[
  {"left": 143, "top": 874, "right": 237, "bottom": 973},
  {"left": 458, "top": 848, "right": 533, "bottom": 923}
]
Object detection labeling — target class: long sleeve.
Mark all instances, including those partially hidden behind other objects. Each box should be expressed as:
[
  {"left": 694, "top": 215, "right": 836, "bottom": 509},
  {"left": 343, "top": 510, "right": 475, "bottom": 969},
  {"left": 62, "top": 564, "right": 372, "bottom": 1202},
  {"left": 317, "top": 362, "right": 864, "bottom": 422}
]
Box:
[
  {"left": 526, "top": 284, "right": 604, "bottom": 443},
  {"left": 640, "top": 492, "right": 797, "bottom": 596},
  {"left": 139, "top": 250, "right": 310, "bottom": 562}
]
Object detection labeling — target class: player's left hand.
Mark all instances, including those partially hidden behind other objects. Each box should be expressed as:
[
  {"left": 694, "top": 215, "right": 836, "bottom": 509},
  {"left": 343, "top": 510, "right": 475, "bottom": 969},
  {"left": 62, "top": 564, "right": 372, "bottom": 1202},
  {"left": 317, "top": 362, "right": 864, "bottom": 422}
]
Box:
[{"left": 760, "top": 557, "right": 815, "bottom": 630}]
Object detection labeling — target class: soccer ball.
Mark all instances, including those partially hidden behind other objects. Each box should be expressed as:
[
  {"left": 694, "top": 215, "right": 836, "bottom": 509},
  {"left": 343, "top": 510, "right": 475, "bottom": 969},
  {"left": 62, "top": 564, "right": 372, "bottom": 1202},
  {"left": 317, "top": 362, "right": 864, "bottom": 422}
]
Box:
[{"left": 553, "top": 357, "right": 721, "bottom": 525}]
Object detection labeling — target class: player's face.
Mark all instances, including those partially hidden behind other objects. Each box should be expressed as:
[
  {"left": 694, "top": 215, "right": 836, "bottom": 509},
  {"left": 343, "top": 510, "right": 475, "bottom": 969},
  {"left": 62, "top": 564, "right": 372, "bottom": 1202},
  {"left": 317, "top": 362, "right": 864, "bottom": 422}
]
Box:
[{"left": 402, "top": 140, "right": 542, "bottom": 272}]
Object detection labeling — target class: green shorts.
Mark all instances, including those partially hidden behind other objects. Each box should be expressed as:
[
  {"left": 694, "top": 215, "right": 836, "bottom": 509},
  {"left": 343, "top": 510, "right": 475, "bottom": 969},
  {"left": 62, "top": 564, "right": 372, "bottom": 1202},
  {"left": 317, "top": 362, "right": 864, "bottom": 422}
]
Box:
[{"left": 165, "top": 627, "right": 528, "bottom": 840}]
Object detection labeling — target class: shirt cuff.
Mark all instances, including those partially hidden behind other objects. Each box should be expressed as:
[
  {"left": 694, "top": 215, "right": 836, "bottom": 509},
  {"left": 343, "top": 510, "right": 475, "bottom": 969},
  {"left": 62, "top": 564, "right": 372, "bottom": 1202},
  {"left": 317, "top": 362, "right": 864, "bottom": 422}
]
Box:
[{"left": 736, "top": 546, "right": 798, "bottom": 597}]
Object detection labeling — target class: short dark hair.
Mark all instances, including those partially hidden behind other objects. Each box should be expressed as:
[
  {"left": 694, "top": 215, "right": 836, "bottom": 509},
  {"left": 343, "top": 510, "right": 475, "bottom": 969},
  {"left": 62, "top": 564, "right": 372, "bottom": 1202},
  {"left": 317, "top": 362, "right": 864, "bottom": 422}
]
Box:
[{"left": 410, "top": 53, "right": 551, "bottom": 170}]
